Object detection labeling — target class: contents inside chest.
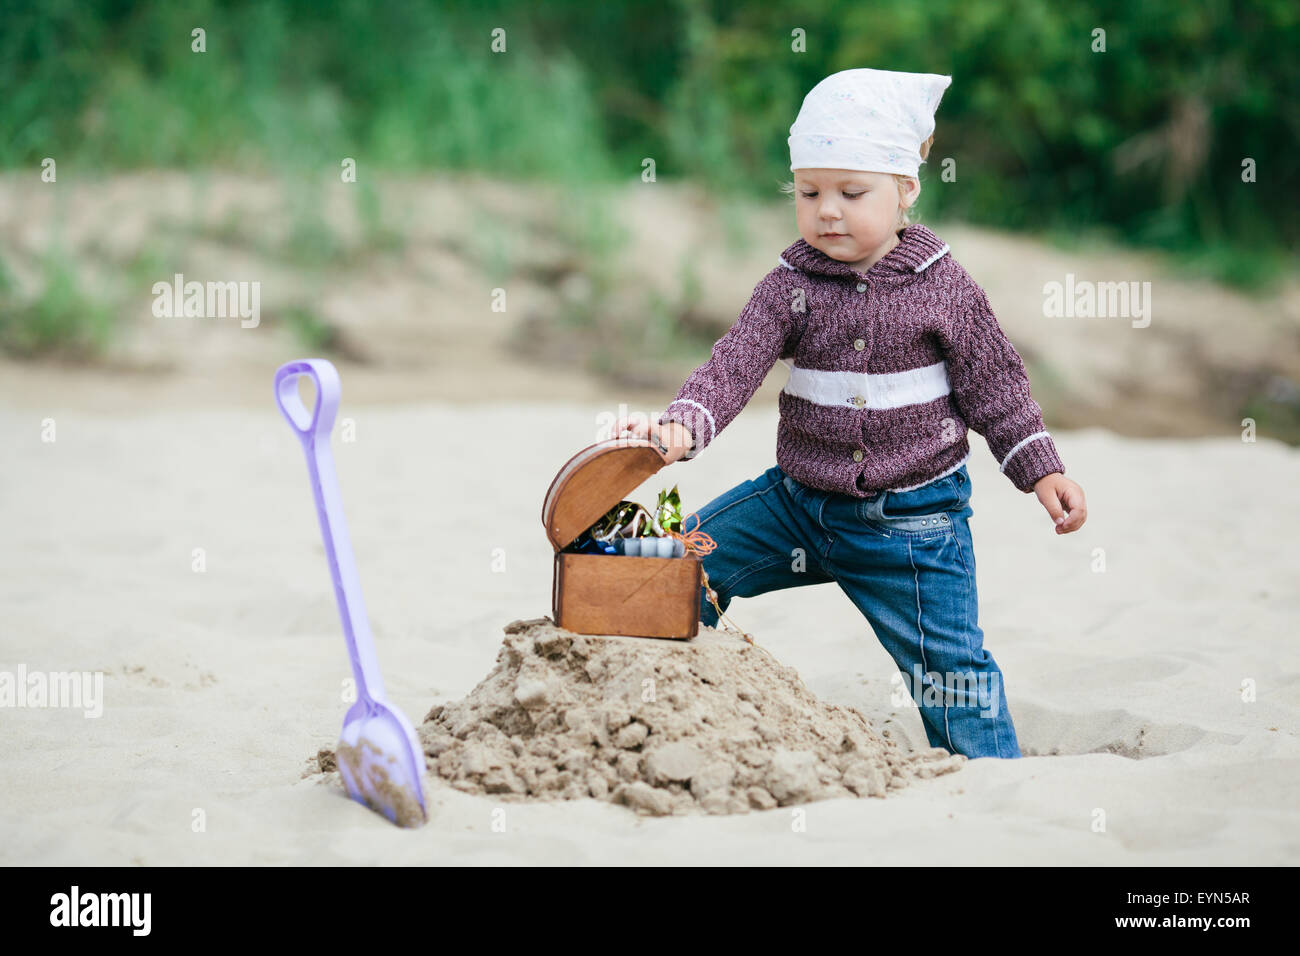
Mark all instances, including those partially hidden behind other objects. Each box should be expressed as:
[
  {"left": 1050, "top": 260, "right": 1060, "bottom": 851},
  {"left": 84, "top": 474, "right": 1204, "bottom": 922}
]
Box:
[{"left": 563, "top": 485, "right": 689, "bottom": 558}]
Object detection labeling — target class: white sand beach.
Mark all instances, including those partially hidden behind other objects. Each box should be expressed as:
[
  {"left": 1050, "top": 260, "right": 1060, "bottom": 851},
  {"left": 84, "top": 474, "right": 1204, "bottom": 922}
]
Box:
[{"left": 2, "top": 396, "right": 1296, "bottom": 865}]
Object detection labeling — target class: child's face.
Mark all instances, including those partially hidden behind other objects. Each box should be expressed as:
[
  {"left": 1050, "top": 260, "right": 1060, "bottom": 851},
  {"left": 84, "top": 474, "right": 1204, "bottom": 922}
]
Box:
[{"left": 792, "top": 168, "right": 915, "bottom": 270}]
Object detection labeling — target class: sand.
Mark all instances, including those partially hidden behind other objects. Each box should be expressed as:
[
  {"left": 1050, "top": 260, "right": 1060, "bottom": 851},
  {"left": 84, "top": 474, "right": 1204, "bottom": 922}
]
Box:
[
  {"left": 1, "top": 398, "right": 1296, "bottom": 864},
  {"left": 367, "top": 618, "right": 964, "bottom": 816},
  {"left": 2, "top": 167, "right": 1297, "bottom": 862}
]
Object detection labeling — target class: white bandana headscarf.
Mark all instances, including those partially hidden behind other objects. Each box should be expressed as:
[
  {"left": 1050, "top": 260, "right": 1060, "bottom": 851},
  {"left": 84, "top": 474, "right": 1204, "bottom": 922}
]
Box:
[{"left": 789, "top": 68, "right": 953, "bottom": 177}]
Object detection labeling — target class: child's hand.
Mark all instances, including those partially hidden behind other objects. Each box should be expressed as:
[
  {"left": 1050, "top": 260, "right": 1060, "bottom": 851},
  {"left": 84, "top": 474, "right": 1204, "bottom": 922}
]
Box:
[
  {"left": 614, "top": 413, "right": 693, "bottom": 463},
  {"left": 1034, "top": 473, "right": 1087, "bottom": 534}
]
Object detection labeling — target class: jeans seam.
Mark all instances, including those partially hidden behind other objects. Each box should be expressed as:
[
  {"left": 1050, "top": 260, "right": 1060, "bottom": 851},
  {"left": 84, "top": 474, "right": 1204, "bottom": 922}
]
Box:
[
  {"left": 703, "top": 480, "right": 797, "bottom": 593},
  {"left": 716, "top": 551, "right": 795, "bottom": 595},
  {"left": 697, "top": 488, "right": 763, "bottom": 529},
  {"left": 814, "top": 494, "right": 838, "bottom": 559},
  {"left": 908, "top": 537, "right": 954, "bottom": 751},
  {"left": 949, "top": 520, "right": 998, "bottom": 754}
]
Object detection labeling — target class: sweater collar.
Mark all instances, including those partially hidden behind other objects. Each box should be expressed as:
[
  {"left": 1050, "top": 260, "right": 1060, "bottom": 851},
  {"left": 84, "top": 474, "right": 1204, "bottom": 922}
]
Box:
[{"left": 778, "top": 224, "right": 950, "bottom": 281}]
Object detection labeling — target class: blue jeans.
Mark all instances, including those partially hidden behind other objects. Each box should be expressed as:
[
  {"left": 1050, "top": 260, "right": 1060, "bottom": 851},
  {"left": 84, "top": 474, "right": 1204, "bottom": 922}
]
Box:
[{"left": 692, "top": 462, "right": 1021, "bottom": 760}]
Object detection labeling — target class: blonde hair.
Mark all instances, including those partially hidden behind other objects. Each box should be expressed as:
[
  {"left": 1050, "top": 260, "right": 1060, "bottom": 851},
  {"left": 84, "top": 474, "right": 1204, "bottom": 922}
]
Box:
[{"left": 782, "top": 134, "right": 935, "bottom": 228}]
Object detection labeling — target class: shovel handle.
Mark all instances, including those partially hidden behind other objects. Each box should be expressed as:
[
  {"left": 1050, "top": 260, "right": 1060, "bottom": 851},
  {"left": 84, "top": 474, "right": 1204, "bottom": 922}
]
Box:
[
  {"left": 275, "top": 359, "right": 340, "bottom": 437},
  {"left": 275, "top": 358, "right": 385, "bottom": 703}
]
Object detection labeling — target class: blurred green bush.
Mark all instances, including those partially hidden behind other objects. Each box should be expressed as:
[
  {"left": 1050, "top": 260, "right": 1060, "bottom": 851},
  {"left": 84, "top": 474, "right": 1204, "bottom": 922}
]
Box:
[{"left": 2, "top": 0, "right": 1295, "bottom": 280}]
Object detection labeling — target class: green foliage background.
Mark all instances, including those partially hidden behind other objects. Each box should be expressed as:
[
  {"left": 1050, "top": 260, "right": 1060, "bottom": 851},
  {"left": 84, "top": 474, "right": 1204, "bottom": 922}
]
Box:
[{"left": 2, "top": 0, "right": 1296, "bottom": 273}]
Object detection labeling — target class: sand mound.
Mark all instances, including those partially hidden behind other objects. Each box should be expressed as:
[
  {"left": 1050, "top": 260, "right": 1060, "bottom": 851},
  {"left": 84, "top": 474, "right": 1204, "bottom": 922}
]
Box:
[{"left": 411, "top": 617, "right": 964, "bottom": 815}]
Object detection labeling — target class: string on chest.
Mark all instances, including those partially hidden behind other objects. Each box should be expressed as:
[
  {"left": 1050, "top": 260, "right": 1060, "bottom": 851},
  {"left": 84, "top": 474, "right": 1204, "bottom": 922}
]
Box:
[{"left": 667, "top": 512, "right": 756, "bottom": 646}]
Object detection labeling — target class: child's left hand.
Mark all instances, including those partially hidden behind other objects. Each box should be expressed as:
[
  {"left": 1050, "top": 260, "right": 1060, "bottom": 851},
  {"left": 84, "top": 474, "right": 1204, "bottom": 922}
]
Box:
[{"left": 1033, "top": 473, "right": 1087, "bottom": 534}]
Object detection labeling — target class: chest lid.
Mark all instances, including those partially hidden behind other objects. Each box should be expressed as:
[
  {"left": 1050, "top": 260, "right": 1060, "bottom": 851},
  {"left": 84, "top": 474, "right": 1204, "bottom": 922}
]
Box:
[{"left": 541, "top": 438, "right": 668, "bottom": 552}]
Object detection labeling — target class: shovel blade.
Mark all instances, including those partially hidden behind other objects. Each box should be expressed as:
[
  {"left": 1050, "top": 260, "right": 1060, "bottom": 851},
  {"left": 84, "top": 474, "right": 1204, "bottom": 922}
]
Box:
[{"left": 336, "top": 704, "right": 428, "bottom": 828}]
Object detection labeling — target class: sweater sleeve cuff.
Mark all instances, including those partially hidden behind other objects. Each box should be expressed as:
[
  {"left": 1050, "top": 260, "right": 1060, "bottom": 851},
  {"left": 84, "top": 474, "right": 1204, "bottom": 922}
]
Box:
[
  {"left": 659, "top": 400, "right": 716, "bottom": 459},
  {"left": 1000, "top": 432, "right": 1065, "bottom": 492}
]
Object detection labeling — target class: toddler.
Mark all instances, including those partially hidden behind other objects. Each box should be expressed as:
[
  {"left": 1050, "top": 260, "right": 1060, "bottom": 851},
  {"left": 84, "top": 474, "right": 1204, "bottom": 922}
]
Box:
[{"left": 618, "top": 68, "right": 1087, "bottom": 759}]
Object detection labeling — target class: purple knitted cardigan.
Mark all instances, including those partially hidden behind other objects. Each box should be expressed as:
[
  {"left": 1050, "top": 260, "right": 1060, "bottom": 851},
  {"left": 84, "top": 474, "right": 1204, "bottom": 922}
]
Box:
[{"left": 658, "top": 223, "right": 1066, "bottom": 497}]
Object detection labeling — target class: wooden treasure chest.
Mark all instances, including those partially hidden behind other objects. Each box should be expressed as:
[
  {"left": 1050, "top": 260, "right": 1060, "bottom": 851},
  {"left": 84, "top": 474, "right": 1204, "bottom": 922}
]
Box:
[{"left": 541, "top": 438, "right": 703, "bottom": 640}]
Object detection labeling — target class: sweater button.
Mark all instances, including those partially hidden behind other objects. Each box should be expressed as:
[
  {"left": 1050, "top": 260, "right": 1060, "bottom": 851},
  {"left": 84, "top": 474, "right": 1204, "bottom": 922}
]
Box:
[
  {"left": 856, "top": 283, "right": 868, "bottom": 293},
  {"left": 852, "top": 450, "right": 864, "bottom": 462},
  {"left": 853, "top": 338, "right": 865, "bottom": 350},
  {"left": 853, "top": 395, "right": 866, "bottom": 408}
]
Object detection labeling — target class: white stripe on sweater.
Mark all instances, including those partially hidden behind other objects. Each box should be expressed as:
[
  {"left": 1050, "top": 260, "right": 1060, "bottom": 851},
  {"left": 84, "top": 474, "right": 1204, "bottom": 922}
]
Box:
[
  {"left": 913, "top": 244, "right": 950, "bottom": 272},
  {"left": 665, "top": 398, "right": 717, "bottom": 445},
  {"left": 998, "top": 431, "right": 1051, "bottom": 473},
  {"left": 783, "top": 360, "right": 951, "bottom": 410}
]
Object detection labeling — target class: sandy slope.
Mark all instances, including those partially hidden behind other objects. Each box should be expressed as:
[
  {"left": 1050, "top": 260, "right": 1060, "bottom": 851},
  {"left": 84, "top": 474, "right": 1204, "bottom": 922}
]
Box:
[{"left": 1, "top": 399, "right": 1295, "bottom": 865}]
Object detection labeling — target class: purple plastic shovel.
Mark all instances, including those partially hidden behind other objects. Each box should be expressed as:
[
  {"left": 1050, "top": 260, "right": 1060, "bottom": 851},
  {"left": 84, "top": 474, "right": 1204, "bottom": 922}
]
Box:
[{"left": 274, "top": 358, "right": 428, "bottom": 828}]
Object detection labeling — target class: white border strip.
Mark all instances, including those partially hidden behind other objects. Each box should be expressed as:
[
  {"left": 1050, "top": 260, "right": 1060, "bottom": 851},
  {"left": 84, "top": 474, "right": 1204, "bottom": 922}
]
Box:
[
  {"left": 999, "top": 431, "right": 1051, "bottom": 472},
  {"left": 778, "top": 244, "right": 948, "bottom": 274},
  {"left": 886, "top": 452, "right": 971, "bottom": 492},
  {"left": 783, "top": 360, "right": 951, "bottom": 410},
  {"left": 913, "top": 243, "right": 950, "bottom": 273},
  {"left": 666, "top": 398, "right": 717, "bottom": 446}
]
